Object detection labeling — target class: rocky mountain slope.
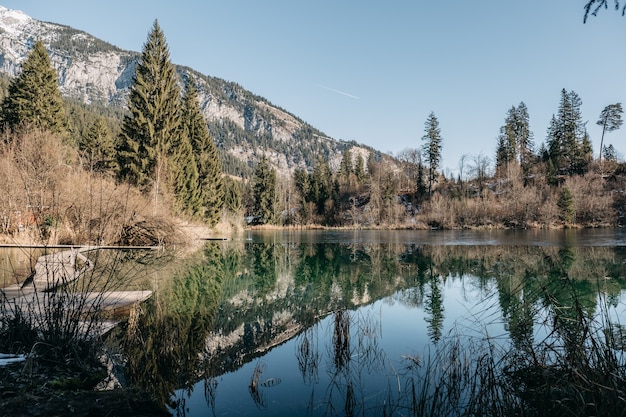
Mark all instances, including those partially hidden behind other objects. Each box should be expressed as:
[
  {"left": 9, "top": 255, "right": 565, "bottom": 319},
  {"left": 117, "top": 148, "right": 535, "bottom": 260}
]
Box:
[{"left": 0, "top": 6, "right": 375, "bottom": 177}]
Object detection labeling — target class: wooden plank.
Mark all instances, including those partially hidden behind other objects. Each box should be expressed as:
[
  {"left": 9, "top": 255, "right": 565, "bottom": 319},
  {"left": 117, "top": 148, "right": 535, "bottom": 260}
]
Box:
[
  {"left": 0, "top": 290, "right": 153, "bottom": 317},
  {"left": 1, "top": 248, "right": 93, "bottom": 298}
]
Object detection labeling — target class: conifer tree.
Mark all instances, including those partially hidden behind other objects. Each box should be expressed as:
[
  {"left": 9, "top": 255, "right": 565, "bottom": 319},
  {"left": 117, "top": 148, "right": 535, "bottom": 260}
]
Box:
[
  {"left": 421, "top": 112, "right": 443, "bottom": 196},
  {"left": 596, "top": 103, "right": 623, "bottom": 163},
  {"left": 79, "top": 116, "right": 117, "bottom": 173},
  {"left": 495, "top": 102, "right": 534, "bottom": 177},
  {"left": 1, "top": 40, "right": 67, "bottom": 136},
  {"left": 339, "top": 148, "right": 353, "bottom": 180},
  {"left": 311, "top": 152, "right": 334, "bottom": 217},
  {"left": 222, "top": 176, "right": 242, "bottom": 213},
  {"left": 546, "top": 90, "right": 588, "bottom": 176},
  {"left": 558, "top": 186, "right": 575, "bottom": 224},
  {"left": 253, "top": 156, "right": 277, "bottom": 224},
  {"left": 117, "top": 20, "right": 181, "bottom": 195},
  {"left": 182, "top": 77, "right": 224, "bottom": 226},
  {"left": 354, "top": 154, "right": 365, "bottom": 182},
  {"left": 170, "top": 120, "right": 202, "bottom": 217},
  {"left": 603, "top": 144, "right": 618, "bottom": 162}
]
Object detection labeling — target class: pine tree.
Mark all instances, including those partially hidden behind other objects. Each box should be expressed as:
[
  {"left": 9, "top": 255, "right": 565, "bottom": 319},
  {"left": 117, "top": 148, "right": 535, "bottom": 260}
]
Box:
[
  {"left": 558, "top": 186, "right": 575, "bottom": 224},
  {"left": 596, "top": 103, "right": 623, "bottom": 163},
  {"left": 546, "top": 90, "right": 588, "bottom": 176},
  {"left": 495, "top": 102, "right": 534, "bottom": 177},
  {"left": 79, "top": 116, "right": 117, "bottom": 173},
  {"left": 339, "top": 148, "right": 353, "bottom": 180},
  {"left": 311, "top": 152, "right": 333, "bottom": 217},
  {"left": 1, "top": 40, "right": 67, "bottom": 136},
  {"left": 170, "top": 121, "right": 202, "bottom": 217},
  {"left": 495, "top": 133, "right": 513, "bottom": 177},
  {"left": 603, "top": 144, "right": 618, "bottom": 162},
  {"left": 354, "top": 154, "right": 365, "bottom": 182},
  {"left": 222, "top": 176, "right": 242, "bottom": 213},
  {"left": 182, "top": 77, "right": 224, "bottom": 226},
  {"left": 253, "top": 156, "right": 277, "bottom": 224},
  {"left": 421, "top": 112, "right": 443, "bottom": 196},
  {"left": 515, "top": 102, "right": 534, "bottom": 172},
  {"left": 117, "top": 20, "right": 181, "bottom": 194}
]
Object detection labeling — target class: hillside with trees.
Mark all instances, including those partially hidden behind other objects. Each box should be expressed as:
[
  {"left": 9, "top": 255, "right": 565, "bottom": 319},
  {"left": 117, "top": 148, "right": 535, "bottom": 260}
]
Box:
[{"left": 0, "top": 18, "right": 623, "bottom": 246}]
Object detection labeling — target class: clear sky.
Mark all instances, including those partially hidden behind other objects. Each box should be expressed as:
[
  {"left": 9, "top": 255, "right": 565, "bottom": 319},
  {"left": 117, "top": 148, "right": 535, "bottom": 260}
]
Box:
[{"left": 1, "top": 1, "right": 625, "bottom": 174}]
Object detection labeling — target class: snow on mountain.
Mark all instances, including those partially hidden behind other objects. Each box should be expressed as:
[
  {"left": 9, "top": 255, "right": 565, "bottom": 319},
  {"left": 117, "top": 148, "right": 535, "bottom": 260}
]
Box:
[{"left": 0, "top": 6, "right": 374, "bottom": 175}]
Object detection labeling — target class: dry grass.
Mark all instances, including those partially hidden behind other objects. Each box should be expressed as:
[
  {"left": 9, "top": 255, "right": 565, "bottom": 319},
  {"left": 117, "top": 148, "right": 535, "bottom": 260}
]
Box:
[{"left": 0, "top": 128, "right": 189, "bottom": 247}]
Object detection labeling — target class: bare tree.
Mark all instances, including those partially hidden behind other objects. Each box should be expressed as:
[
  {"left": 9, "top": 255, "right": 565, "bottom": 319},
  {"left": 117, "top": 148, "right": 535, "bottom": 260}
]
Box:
[{"left": 469, "top": 153, "right": 492, "bottom": 198}]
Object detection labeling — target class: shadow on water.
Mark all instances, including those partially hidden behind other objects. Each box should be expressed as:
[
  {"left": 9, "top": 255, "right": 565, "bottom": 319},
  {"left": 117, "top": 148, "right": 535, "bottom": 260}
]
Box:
[{"left": 115, "top": 231, "right": 626, "bottom": 416}]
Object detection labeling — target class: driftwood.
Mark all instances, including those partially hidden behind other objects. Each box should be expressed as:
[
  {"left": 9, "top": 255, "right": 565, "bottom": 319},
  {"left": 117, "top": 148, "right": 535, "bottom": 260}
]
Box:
[{"left": 118, "top": 218, "right": 179, "bottom": 246}]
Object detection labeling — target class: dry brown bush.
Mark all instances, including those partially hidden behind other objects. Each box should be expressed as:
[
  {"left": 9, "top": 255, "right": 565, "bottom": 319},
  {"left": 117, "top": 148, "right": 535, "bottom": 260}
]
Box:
[
  {"left": 0, "top": 129, "right": 180, "bottom": 246},
  {"left": 565, "top": 173, "right": 616, "bottom": 226}
]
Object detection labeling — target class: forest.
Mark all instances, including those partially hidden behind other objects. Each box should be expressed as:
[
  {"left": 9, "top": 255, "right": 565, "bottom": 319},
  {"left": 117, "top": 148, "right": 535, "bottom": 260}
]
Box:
[{"left": 0, "top": 18, "right": 623, "bottom": 248}]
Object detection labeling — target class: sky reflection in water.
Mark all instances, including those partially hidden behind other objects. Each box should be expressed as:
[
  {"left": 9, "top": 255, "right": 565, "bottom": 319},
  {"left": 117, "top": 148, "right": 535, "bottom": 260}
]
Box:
[{"left": 140, "top": 230, "right": 626, "bottom": 417}]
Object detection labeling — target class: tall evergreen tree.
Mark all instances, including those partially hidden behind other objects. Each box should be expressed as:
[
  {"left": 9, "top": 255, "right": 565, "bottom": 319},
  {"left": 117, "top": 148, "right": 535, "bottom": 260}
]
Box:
[
  {"left": 495, "top": 133, "right": 513, "bottom": 177},
  {"left": 339, "top": 148, "right": 353, "bottom": 180},
  {"left": 182, "top": 77, "right": 224, "bottom": 225},
  {"left": 596, "top": 103, "right": 623, "bottom": 163},
  {"left": 546, "top": 89, "right": 588, "bottom": 175},
  {"left": 495, "top": 102, "right": 534, "bottom": 177},
  {"left": 222, "top": 176, "right": 242, "bottom": 213},
  {"left": 558, "top": 186, "right": 575, "bottom": 224},
  {"left": 1, "top": 40, "right": 67, "bottom": 136},
  {"left": 421, "top": 112, "right": 443, "bottom": 196},
  {"left": 79, "top": 116, "right": 117, "bottom": 173},
  {"left": 117, "top": 20, "right": 181, "bottom": 194},
  {"left": 253, "top": 156, "right": 277, "bottom": 224},
  {"left": 354, "top": 154, "right": 365, "bottom": 182},
  {"left": 515, "top": 102, "right": 534, "bottom": 172},
  {"left": 170, "top": 120, "right": 202, "bottom": 217},
  {"left": 311, "top": 152, "right": 334, "bottom": 217}
]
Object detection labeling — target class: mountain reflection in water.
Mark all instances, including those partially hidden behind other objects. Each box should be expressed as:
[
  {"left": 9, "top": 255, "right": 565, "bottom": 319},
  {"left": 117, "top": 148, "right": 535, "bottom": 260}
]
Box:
[{"left": 116, "top": 230, "right": 626, "bottom": 417}]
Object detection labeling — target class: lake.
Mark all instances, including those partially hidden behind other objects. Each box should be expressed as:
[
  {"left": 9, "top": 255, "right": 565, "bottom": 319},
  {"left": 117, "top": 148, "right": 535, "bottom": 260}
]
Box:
[{"left": 118, "top": 229, "right": 626, "bottom": 416}]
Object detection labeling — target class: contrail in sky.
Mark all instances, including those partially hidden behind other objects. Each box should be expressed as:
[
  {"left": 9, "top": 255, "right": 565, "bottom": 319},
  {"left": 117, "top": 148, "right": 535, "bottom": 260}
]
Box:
[{"left": 318, "top": 84, "right": 360, "bottom": 100}]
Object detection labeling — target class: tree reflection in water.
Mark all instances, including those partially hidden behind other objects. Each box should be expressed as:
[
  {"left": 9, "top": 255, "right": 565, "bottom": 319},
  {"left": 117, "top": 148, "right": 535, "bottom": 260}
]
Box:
[{"left": 112, "top": 233, "right": 626, "bottom": 416}]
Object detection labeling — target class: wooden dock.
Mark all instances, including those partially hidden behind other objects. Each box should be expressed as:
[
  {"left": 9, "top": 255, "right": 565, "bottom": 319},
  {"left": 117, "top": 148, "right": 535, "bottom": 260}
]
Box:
[
  {"left": 0, "top": 246, "right": 154, "bottom": 334},
  {"left": 1, "top": 247, "right": 93, "bottom": 299}
]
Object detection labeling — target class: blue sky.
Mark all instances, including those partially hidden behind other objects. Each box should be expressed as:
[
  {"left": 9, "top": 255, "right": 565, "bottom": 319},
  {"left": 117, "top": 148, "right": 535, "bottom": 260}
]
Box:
[{"left": 2, "top": 1, "right": 625, "bottom": 174}]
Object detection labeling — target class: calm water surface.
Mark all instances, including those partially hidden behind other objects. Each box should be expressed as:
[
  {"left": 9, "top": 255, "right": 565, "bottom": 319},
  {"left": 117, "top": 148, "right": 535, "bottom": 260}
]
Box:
[{"left": 119, "top": 230, "right": 626, "bottom": 416}]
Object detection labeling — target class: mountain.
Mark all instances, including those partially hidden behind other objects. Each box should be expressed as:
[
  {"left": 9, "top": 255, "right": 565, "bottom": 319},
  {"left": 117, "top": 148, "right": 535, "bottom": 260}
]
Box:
[{"left": 0, "top": 6, "right": 377, "bottom": 177}]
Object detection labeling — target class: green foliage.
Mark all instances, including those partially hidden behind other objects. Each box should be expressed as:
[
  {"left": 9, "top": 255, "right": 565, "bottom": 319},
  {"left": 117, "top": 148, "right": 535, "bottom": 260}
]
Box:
[
  {"left": 422, "top": 112, "right": 443, "bottom": 195},
  {"left": 558, "top": 186, "right": 575, "bottom": 223},
  {"left": 182, "top": 77, "right": 224, "bottom": 226},
  {"left": 603, "top": 144, "right": 618, "bottom": 162},
  {"left": 116, "top": 20, "right": 181, "bottom": 190},
  {"left": 252, "top": 156, "right": 277, "bottom": 224},
  {"left": 354, "top": 154, "right": 365, "bottom": 182},
  {"left": 293, "top": 153, "right": 340, "bottom": 225},
  {"left": 222, "top": 176, "right": 242, "bottom": 213},
  {"left": 495, "top": 102, "right": 534, "bottom": 176},
  {"left": 169, "top": 124, "right": 202, "bottom": 217},
  {"left": 597, "top": 103, "right": 623, "bottom": 162},
  {"left": 339, "top": 148, "right": 353, "bottom": 179},
  {"left": 78, "top": 116, "right": 117, "bottom": 173},
  {"left": 1, "top": 41, "right": 68, "bottom": 136},
  {"left": 546, "top": 89, "right": 590, "bottom": 176},
  {"left": 64, "top": 98, "right": 124, "bottom": 147}
]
